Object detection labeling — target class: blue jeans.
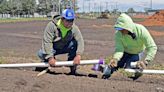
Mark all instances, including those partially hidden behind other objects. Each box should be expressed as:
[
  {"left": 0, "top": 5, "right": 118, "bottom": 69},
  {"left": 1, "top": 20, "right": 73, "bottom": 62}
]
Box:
[
  {"left": 110, "top": 52, "right": 144, "bottom": 74},
  {"left": 37, "top": 40, "right": 78, "bottom": 74},
  {"left": 38, "top": 40, "right": 77, "bottom": 61},
  {"left": 117, "top": 52, "right": 143, "bottom": 69}
]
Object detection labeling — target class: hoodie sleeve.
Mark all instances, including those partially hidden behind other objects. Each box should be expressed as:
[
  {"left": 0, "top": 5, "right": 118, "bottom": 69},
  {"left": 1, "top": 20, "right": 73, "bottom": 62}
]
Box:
[
  {"left": 141, "top": 26, "right": 157, "bottom": 62},
  {"left": 72, "top": 25, "right": 84, "bottom": 55},
  {"left": 113, "top": 32, "right": 124, "bottom": 61},
  {"left": 41, "top": 22, "right": 56, "bottom": 59}
]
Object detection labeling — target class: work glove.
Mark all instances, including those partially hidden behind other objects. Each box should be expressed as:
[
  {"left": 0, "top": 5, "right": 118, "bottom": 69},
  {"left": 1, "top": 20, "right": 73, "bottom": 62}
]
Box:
[
  {"left": 48, "top": 57, "right": 56, "bottom": 66},
  {"left": 136, "top": 60, "right": 148, "bottom": 69},
  {"left": 109, "top": 58, "right": 117, "bottom": 68}
]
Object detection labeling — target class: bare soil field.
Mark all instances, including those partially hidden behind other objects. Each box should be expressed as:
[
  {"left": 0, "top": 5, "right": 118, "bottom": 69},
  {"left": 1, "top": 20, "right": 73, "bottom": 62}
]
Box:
[{"left": 0, "top": 18, "right": 164, "bottom": 92}]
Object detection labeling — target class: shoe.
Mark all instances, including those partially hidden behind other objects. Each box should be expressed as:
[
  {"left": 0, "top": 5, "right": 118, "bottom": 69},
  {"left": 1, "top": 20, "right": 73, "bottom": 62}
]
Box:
[
  {"left": 35, "top": 67, "right": 55, "bottom": 74},
  {"left": 67, "top": 71, "right": 86, "bottom": 76},
  {"left": 129, "top": 72, "right": 143, "bottom": 80},
  {"left": 67, "top": 71, "right": 76, "bottom": 75},
  {"left": 34, "top": 67, "right": 48, "bottom": 72},
  {"left": 68, "top": 65, "right": 77, "bottom": 75},
  {"left": 102, "top": 65, "right": 112, "bottom": 79}
]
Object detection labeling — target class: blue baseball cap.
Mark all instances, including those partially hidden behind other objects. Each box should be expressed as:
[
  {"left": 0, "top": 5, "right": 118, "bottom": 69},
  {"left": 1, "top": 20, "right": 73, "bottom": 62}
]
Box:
[
  {"left": 62, "top": 9, "right": 75, "bottom": 20},
  {"left": 115, "top": 27, "right": 124, "bottom": 31}
]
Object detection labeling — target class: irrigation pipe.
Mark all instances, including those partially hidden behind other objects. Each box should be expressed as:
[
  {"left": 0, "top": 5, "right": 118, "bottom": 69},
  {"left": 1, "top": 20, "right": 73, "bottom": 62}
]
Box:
[
  {"left": 128, "top": 62, "right": 164, "bottom": 74},
  {"left": 125, "top": 69, "right": 164, "bottom": 74},
  {"left": 0, "top": 59, "right": 104, "bottom": 68}
]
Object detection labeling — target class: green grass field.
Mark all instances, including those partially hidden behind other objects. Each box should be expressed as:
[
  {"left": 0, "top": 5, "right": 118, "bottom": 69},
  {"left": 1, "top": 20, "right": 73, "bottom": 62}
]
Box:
[{"left": 0, "top": 17, "right": 48, "bottom": 23}]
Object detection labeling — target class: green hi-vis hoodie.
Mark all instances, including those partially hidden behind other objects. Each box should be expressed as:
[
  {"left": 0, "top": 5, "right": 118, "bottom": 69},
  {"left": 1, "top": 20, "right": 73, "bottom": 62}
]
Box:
[{"left": 113, "top": 13, "right": 157, "bottom": 62}]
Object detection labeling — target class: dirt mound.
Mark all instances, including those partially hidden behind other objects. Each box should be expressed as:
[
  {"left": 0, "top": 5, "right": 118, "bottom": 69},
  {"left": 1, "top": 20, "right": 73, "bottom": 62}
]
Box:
[
  {"left": 150, "top": 30, "right": 164, "bottom": 36},
  {"left": 92, "top": 24, "right": 112, "bottom": 28},
  {"left": 141, "top": 10, "right": 164, "bottom": 26}
]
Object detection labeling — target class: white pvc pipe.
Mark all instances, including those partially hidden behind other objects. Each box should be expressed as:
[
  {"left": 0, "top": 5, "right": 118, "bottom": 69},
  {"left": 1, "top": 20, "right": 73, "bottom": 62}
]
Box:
[
  {"left": 0, "top": 59, "right": 104, "bottom": 68},
  {"left": 129, "top": 62, "right": 164, "bottom": 74},
  {"left": 130, "top": 62, "right": 137, "bottom": 68},
  {"left": 125, "top": 69, "right": 164, "bottom": 74}
]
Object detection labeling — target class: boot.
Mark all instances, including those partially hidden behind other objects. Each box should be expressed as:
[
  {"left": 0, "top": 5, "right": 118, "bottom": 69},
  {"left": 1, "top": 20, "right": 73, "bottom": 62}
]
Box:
[
  {"left": 102, "top": 65, "right": 112, "bottom": 79},
  {"left": 68, "top": 65, "right": 77, "bottom": 75},
  {"left": 34, "top": 67, "right": 48, "bottom": 72}
]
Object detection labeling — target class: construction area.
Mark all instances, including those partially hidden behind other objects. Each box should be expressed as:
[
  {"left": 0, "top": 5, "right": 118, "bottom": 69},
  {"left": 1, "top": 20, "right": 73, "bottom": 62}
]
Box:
[{"left": 0, "top": 9, "right": 164, "bottom": 92}]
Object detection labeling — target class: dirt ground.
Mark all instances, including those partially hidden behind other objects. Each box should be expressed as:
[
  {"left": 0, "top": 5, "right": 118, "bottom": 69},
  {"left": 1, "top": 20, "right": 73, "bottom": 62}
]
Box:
[
  {"left": 141, "top": 10, "right": 164, "bottom": 26},
  {"left": 0, "top": 18, "right": 164, "bottom": 92}
]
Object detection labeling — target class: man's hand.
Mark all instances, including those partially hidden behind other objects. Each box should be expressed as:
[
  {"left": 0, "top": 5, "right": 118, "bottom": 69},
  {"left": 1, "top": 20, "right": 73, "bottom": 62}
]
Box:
[
  {"left": 136, "top": 60, "right": 148, "bottom": 69},
  {"left": 48, "top": 57, "right": 56, "bottom": 66},
  {"left": 73, "top": 54, "right": 81, "bottom": 65},
  {"left": 109, "top": 58, "right": 117, "bottom": 68}
]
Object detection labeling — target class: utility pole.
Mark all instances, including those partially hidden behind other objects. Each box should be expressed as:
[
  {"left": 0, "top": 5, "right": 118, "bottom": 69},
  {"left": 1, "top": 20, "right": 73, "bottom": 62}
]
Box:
[
  {"left": 100, "top": 2, "right": 102, "bottom": 13},
  {"left": 106, "top": 2, "right": 108, "bottom": 11},
  {"left": 89, "top": 2, "right": 90, "bottom": 13},
  {"left": 93, "top": 2, "right": 96, "bottom": 16},
  {"left": 72, "top": 0, "right": 76, "bottom": 12},
  {"left": 115, "top": 2, "right": 118, "bottom": 10},
  {"left": 58, "top": 0, "right": 61, "bottom": 15},
  {"left": 94, "top": 2, "right": 96, "bottom": 12},
  {"left": 83, "top": 0, "right": 85, "bottom": 13},
  {"left": 150, "top": 0, "right": 152, "bottom": 9}
]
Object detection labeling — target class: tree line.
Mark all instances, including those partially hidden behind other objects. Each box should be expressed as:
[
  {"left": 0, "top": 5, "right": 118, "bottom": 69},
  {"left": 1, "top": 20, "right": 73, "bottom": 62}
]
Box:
[{"left": 0, "top": 0, "right": 74, "bottom": 17}]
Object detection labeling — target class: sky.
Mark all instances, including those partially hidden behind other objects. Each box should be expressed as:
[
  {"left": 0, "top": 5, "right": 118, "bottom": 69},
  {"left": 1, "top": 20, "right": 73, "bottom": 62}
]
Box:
[{"left": 77, "top": 0, "right": 164, "bottom": 12}]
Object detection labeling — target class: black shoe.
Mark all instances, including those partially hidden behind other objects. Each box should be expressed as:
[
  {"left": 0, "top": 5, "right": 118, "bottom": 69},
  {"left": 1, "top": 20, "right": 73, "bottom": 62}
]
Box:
[
  {"left": 102, "top": 65, "right": 112, "bottom": 79},
  {"left": 34, "top": 67, "right": 48, "bottom": 72},
  {"left": 34, "top": 67, "right": 55, "bottom": 74},
  {"left": 102, "top": 74, "right": 111, "bottom": 79},
  {"left": 68, "top": 65, "right": 77, "bottom": 75},
  {"left": 130, "top": 72, "right": 143, "bottom": 80},
  {"left": 67, "top": 71, "right": 86, "bottom": 76},
  {"left": 67, "top": 71, "right": 76, "bottom": 75}
]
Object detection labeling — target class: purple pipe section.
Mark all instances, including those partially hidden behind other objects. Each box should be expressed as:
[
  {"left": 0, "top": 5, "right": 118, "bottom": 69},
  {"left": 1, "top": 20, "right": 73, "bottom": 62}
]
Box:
[
  {"left": 92, "top": 59, "right": 104, "bottom": 71},
  {"left": 99, "top": 59, "right": 104, "bottom": 64}
]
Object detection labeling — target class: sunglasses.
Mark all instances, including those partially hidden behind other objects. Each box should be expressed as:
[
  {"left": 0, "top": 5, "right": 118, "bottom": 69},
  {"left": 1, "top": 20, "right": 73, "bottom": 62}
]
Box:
[{"left": 64, "top": 19, "right": 74, "bottom": 22}]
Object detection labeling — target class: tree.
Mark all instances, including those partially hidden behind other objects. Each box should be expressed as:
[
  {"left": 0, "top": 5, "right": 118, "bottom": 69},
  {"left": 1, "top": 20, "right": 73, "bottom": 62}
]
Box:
[
  {"left": 0, "top": 0, "right": 10, "bottom": 14},
  {"left": 127, "top": 8, "right": 135, "bottom": 13},
  {"left": 7, "top": 0, "right": 20, "bottom": 16},
  {"left": 21, "top": 0, "right": 36, "bottom": 16},
  {"left": 36, "top": 0, "right": 57, "bottom": 14}
]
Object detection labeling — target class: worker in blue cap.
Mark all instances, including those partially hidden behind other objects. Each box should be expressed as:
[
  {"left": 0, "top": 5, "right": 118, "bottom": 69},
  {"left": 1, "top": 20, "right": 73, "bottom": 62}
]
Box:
[{"left": 37, "top": 9, "right": 84, "bottom": 75}]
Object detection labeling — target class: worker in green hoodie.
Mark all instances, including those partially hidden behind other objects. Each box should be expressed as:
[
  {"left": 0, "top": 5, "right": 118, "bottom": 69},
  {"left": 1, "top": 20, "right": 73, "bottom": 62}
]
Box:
[
  {"left": 108, "top": 13, "right": 157, "bottom": 71},
  {"left": 36, "top": 9, "right": 84, "bottom": 75}
]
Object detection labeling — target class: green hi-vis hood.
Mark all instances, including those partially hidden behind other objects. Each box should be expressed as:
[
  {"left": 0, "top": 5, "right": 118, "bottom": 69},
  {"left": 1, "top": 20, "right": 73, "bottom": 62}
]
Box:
[
  {"left": 114, "top": 13, "right": 135, "bottom": 33},
  {"left": 112, "top": 13, "right": 157, "bottom": 62}
]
